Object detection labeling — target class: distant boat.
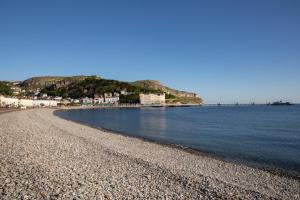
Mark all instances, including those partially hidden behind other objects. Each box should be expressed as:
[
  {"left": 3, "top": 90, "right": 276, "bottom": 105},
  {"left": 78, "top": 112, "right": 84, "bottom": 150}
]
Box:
[
  {"left": 217, "top": 102, "right": 221, "bottom": 106},
  {"left": 235, "top": 102, "right": 239, "bottom": 106},
  {"left": 251, "top": 102, "right": 255, "bottom": 106},
  {"left": 270, "top": 101, "right": 294, "bottom": 106}
]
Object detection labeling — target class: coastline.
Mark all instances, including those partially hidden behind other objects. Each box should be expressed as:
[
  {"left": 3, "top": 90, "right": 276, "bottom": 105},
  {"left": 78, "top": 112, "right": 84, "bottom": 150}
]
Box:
[
  {"left": 0, "top": 108, "right": 299, "bottom": 199},
  {"left": 55, "top": 108, "right": 300, "bottom": 179}
]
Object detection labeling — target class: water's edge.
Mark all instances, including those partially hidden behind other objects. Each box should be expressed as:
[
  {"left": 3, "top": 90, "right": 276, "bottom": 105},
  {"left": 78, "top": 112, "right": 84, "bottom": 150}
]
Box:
[{"left": 54, "top": 108, "right": 300, "bottom": 180}]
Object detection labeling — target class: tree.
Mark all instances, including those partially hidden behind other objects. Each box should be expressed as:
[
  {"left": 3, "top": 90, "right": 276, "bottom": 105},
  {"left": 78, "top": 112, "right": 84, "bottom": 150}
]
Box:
[{"left": 0, "top": 82, "right": 12, "bottom": 95}]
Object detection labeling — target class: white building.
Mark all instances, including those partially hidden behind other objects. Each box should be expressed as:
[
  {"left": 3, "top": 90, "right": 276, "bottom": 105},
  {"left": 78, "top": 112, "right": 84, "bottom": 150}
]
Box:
[
  {"left": 0, "top": 96, "right": 58, "bottom": 108},
  {"left": 94, "top": 96, "right": 105, "bottom": 104},
  {"left": 114, "top": 92, "right": 120, "bottom": 97},
  {"left": 41, "top": 93, "right": 48, "bottom": 98},
  {"left": 60, "top": 99, "right": 71, "bottom": 105},
  {"left": 11, "top": 86, "right": 22, "bottom": 95},
  {"left": 72, "top": 99, "right": 80, "bottom": 104},
  {"left": 19, "top": 99, "right": 34, "bottom": 107},
  {"left": 54, "top": 96, "right": 63, "bottom": 101},
  {"left": 104, "top": 96, "right": 119, "bottom": 104},
  {"left": 33, "top": 100, "right": 57, "bottom": 107},
  {"left": 120, "top": 89, "right": 132, "bottom": 96},
  {"left": 104, "top": 93, "right": 112, "bottom": 98},
  {"left": 0, "top": 95, "right": 6, "bottom": 107},
  {"left": 34, "top": 88, "right": 41, "bottom": 96},
  {"left": 80, "top": 97, "right": 93, "bottom": 104},
  {"left": 0, "top": 96, "right": 19, "bottom": 107},
  {"left": 120, "top": 90, "right": 127, "bottom": 95},
  {"left": 139, "top": 93, "right": 165, "bottom": 105}
]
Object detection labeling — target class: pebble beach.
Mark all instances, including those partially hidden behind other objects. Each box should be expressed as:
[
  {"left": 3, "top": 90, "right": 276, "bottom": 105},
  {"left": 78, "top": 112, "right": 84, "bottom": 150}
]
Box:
[{"left": 0, "top": 109, "right": 299, "bottom": 199}]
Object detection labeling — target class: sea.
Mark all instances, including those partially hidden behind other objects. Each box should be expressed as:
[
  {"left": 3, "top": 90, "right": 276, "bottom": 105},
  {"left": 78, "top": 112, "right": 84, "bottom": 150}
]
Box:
[{"left": 55, "top": 105, "right": 300, "bottom": 176}]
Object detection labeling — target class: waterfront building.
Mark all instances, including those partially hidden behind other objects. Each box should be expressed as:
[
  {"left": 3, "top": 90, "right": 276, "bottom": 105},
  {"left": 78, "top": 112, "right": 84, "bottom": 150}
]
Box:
[
  {"left": 72, "top": 99, "right": 80, "bottom": 104},
  {"left": 41, "top": 93, "right": 48, "bottom": 98},
  {"left": 139, "top": 93, "right": 165, "bottom": 105},
  {"left": 19, "top": 99, "right": 34, "bottom": 107},
  {"left": 0, "top": 96, "right": 19, "bottom": 107},
  {"left": 0, "top": 96, "right": 58, "bottom": 108},
  {"left": 33, "top": 100, "right": 58, "bottom": 107},
  {"left": 60, "top": 100, "right": 71, "bottom": 105},
  {"left": 54, "top": 96, "right": 63, "bottom": 101},
  {"left": 94, "top": 95, "right": 105, "bottom": 104},
  {"left": 104, "top": 96, "right": 119, "bottom": 104},
  {"left": 0, "top": 95, "right": 5, "bottom": 107},
  {"left": 80, "top": 97, "right": 93, "bottom": 104}
]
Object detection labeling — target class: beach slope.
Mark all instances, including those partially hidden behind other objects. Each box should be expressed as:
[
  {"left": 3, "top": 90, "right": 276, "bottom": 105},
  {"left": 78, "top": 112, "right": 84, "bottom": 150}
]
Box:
[{"left": 0, "top": 109, "right": 299, "bottom": 199}]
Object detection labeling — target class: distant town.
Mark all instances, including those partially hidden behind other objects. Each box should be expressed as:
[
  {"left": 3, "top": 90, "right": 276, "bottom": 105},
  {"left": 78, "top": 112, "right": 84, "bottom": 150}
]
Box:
[
  {"left": 0, "top": 76, "right": 202, "bottom": 109},
  {"left": 0, "top": 91, "right": 166, "bottom": 109}
]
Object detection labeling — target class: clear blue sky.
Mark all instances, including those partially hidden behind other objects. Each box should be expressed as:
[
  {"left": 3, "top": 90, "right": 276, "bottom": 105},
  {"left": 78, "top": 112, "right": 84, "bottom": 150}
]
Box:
[{"left": 0, "top": 0, "right": 299, "bottom": 103}]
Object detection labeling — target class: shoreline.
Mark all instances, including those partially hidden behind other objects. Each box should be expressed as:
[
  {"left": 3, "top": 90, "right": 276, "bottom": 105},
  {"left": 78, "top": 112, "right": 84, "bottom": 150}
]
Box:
[
  {"left": 1, "top": 108, "right": 299, "bottom": 199},
  {"left": 54, "top": 108, "right": 300, "bottom": 180}
]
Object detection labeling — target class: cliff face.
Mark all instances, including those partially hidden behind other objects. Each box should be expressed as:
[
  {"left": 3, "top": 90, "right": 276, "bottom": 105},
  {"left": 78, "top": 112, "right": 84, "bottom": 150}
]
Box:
[
  {"left": 20, "top": 76, "right": 97, "bottom": 90},
  {"left": 132, "top": 80, "right": 199, "bottom": 98},
  {"left": 132, "top": 80, "right": 202, "bottom": 104}
]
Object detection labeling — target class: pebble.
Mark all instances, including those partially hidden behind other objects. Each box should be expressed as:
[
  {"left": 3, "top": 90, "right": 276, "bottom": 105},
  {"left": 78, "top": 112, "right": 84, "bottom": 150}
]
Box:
[{"left": 0, "top": 109, "right": 299, "bottom": 199}]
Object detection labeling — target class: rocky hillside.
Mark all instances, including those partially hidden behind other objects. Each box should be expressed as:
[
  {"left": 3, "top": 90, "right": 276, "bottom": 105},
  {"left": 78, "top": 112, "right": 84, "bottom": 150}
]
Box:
[
  {"left": 20, "top": 76, "right": 97, "bottom": 91},
  {"left": 132, "top": 80, "right": 199, "bottom": 98},
  {"left": 15, "top": 76, "right": 202, "bottom": 104},
  {"left": 132, "top": 80, "right": 202, "bottom": 104}
]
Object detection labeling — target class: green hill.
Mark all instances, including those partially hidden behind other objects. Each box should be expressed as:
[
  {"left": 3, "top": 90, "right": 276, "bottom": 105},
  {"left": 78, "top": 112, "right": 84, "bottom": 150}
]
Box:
[
  {"left": 17, "top": 76, "right": 202, "bottom": 104},
  {"left": 132, "top": 80, "right": 202, "bottom": 104},
  {"left": 20, "top": 75, "right": 95, "bottom": 91}
]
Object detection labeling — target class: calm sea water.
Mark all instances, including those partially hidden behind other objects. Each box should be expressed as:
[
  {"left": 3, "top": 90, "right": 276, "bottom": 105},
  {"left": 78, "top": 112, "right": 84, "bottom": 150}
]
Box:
[{"left": 55, "top": 105, "right": 300, "bottom": 175}]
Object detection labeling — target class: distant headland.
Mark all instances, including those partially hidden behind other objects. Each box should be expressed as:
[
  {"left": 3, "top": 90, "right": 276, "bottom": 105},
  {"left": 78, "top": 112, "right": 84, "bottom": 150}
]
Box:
[{"left": 0, "top": 75, "right": 202, "bottom": 107}]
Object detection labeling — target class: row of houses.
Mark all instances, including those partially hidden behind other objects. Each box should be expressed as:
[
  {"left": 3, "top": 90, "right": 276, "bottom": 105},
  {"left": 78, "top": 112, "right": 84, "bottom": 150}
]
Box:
[
  {"left": 0, "top": 96, "right": 58, "bottom": 108},
  {"left": 80, "top": 94, "right": 120, "bottom": 105},
  {"left": 1, "top": 92, "right": 167, "bottom": 108},
  {"left": 81, "top": 93, "right": 166, "bottom": 105}
]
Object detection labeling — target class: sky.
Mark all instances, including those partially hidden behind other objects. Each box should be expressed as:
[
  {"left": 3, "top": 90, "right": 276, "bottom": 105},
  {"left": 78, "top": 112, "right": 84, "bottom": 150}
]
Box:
[{"left": 0, "top": 0, "right": 299, "bottom": 104}]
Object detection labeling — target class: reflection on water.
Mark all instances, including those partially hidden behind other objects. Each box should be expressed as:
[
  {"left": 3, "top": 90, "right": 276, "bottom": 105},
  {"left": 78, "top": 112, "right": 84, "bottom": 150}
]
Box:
[
  {"left": 138, "top": 108, "right": 167, "bottom": 136},
  {"left": 56, "top": 106, "right": 300, "bottom": 176}
]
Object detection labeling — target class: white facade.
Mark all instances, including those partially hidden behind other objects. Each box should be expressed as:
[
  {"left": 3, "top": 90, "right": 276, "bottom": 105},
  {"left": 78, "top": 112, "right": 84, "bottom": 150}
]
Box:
[
  {"left": 105, "top": 96, "right": 119, "bottom": 104},
  {"left": 0, "top": 95, "right": 5, "bottom": 107},
  {"left": 11, "top": 87, "right": 22, "bottom": 95},
  {"left": 33, "top": 100, "right": 57, "bottom": 107},
  {"left": 72, "top": 99, "right": 80, "bottom": 103},
  {"left": 0, "top": 95, "right": 3, "bottom": 107},
  {"left": 120, "top": 90, "right": 132, "bottom": 96},
  {"left": 113, "top": 92, "right": 120, "bottom": 97},
  {"left": 60, "top": 100, "right": 70, "bottom": 105},
  {"left": 139, "top": 93, "right": 165, "bottom": 105},
  {"left": 0, "top": 96, "right": 19, "bottom": 107},
  {"left": 54, "top": 96, "right": 63, "bottom": 101},
  {"left": 120, "top": 90, "right": 127, "bottom": 95},
  {"left": 80, "top": 97, "right": 93, "bottom": 104},
  {"left": 0, "top": 96, "right": 58, "bottom": 108},
  {"left": 19, "top": 99, "right": 34, "bottom": 107},
  {"left": 94, "top": 97, "right": 105, "bottom": 104}
]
